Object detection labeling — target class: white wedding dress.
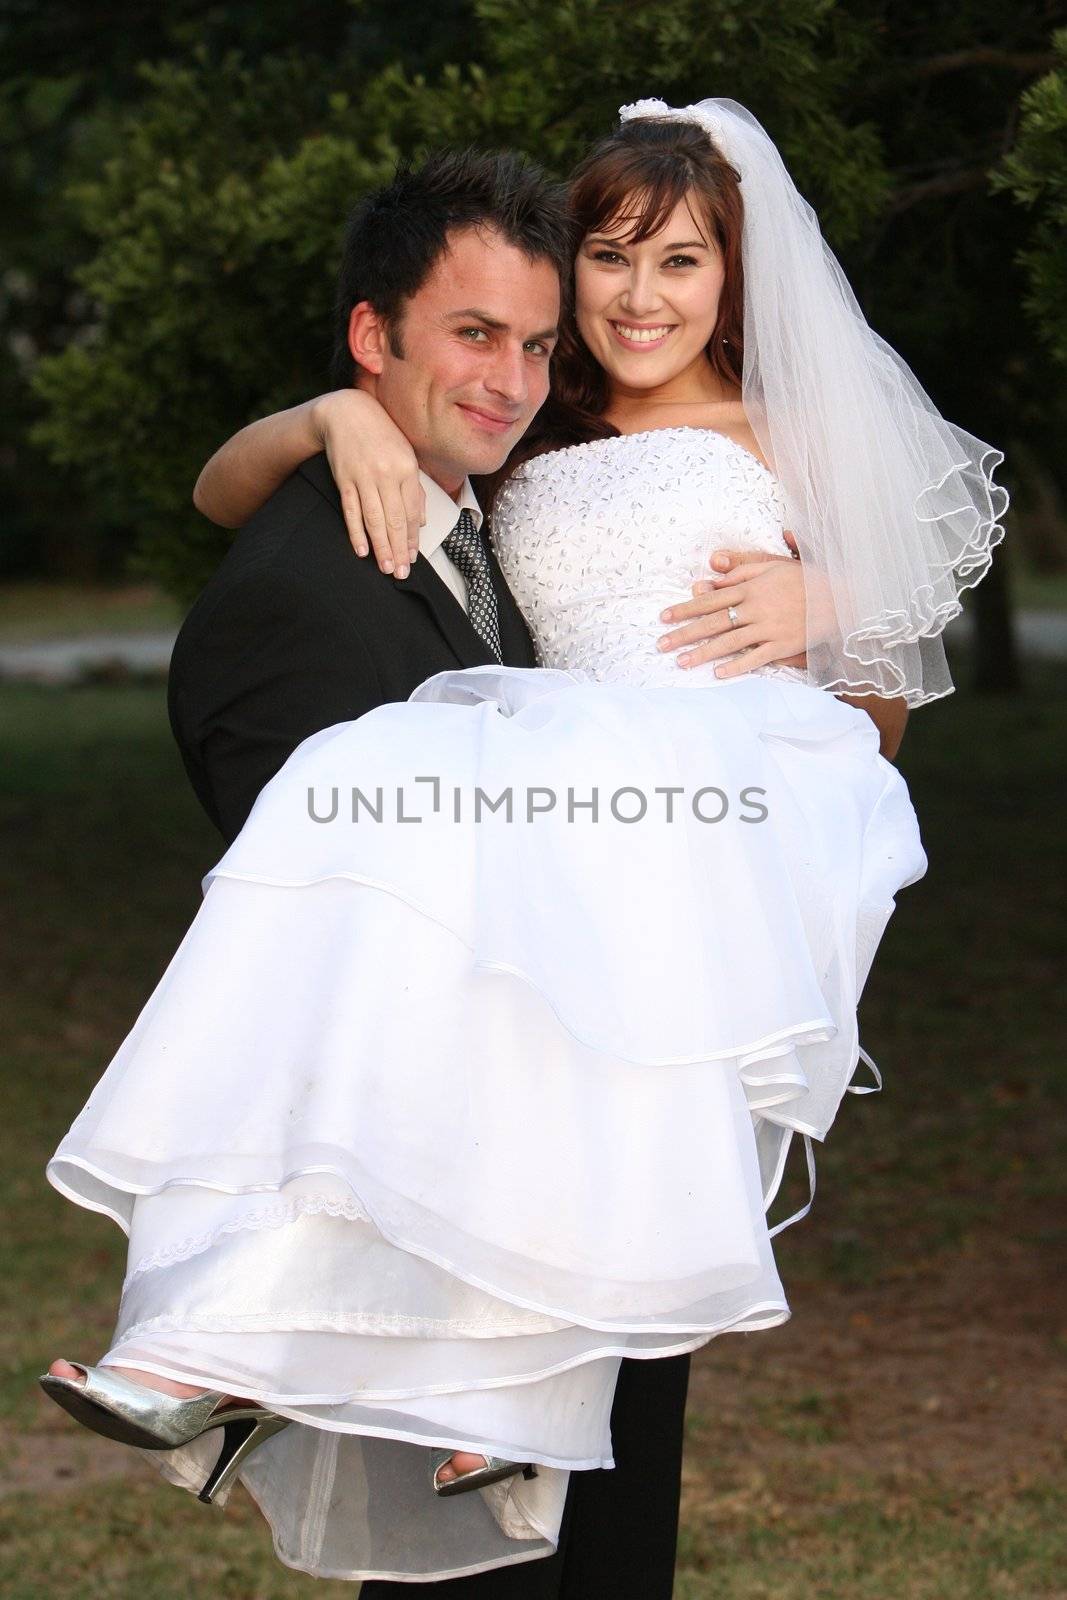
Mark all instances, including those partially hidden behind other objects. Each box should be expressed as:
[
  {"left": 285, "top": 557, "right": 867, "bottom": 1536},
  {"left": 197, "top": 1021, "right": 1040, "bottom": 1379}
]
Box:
[{"left": 46, "top": 427, "right": 928, "bottom": 1583}]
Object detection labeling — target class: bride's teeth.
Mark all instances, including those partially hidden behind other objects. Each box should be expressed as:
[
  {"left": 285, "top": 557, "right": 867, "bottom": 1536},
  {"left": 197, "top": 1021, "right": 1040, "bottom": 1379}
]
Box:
[{"left": 614, "top": 324, "right": 671, "bottom": 343}]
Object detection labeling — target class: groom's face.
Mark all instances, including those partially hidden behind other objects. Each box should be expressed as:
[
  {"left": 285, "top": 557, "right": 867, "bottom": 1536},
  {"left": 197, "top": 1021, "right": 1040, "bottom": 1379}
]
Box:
[{"left": 353, "top": 227, "right": 560, "bottom": 493}]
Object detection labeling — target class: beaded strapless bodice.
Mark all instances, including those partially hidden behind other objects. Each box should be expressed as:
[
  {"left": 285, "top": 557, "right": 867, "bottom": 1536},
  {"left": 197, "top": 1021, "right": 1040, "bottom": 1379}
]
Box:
[{"left": 490, "top": 427, "right": 811, "bottom": 689}]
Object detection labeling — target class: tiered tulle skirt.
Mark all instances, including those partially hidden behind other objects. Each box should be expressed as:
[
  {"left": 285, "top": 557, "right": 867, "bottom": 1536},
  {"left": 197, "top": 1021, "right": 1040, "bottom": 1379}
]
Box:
[{"left": 46, "top": 666, "right": 927, "bottom": 1581}]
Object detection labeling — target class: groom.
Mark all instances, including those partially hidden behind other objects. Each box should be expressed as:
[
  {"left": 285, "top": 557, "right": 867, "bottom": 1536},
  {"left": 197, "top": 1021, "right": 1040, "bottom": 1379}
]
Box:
[
  {"left": 168, "top": 148, "right": 806, "bottom": 1598},
  {"left": 169, "top": 147, "right": 695, "bottom": 1599}
]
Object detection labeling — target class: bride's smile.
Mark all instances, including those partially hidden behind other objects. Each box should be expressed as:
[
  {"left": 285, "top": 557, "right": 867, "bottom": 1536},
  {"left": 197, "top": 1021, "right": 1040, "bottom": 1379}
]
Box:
[
  {"left": 576, "top": 193, "right": 726, "bottom": 398},
  {"left": 609, "top": 321, "right": 677, "bottom": 347}
]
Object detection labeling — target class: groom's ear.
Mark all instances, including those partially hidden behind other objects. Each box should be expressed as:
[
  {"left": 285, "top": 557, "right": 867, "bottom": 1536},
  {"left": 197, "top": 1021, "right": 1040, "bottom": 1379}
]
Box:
[{"left": 348, "top": 301, "right": 386, "bottom": 376}]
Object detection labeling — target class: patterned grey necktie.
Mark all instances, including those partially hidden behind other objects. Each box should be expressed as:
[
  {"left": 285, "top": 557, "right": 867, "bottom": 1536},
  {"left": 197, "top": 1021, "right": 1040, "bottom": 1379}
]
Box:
[{"left": 442, "top": 508, "right": 503, "bottom": 663}]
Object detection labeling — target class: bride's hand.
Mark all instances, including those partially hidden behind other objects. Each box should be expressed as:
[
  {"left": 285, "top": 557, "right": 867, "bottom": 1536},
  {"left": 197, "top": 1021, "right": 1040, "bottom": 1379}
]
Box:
[
  {"left": 311, "top": 390, "right": 426, "bottom": 577},
  {"left": 656, "top": 536, "right": 834, "bottom": 674}
]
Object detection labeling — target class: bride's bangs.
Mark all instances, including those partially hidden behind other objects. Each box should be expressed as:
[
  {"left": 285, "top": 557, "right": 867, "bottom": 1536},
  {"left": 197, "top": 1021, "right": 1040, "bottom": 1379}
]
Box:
[
  {"left": 570, "top": 120, "right": 739, "bottom": 255},
  {"left": 583, "top": 170, "right": 699, "bottom": 248}
]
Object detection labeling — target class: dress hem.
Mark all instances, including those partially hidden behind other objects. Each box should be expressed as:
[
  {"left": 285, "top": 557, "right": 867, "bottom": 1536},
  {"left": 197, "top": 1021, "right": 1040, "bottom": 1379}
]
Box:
[{"left": 48, "top": 1153, "right": 792, "bottom": 1332}]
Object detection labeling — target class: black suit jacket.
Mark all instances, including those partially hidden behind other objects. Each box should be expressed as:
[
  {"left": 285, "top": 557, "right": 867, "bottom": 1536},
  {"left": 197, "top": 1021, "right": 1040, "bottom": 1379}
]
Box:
[{"left": 168, "top": 454, "right": 538, "bottom": 843}]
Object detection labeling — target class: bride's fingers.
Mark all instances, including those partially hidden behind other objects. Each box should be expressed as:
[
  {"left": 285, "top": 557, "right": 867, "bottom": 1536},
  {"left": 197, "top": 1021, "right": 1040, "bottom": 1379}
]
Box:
[
  {"left": 658, "top": 609, "right": 739, "bottom": 653},
  {"left": 707, "top": 546, "right": 777, "bottom": 574},
  {"left": 378, "top": 482, "right": 415, "bottom": 577},
  {"left": 707, "top": 560, "right": 779, "bottom": 588},
  {"left": 400, "top": 478, "right": 426, "bottom": 567},
  {"left": 707, "top": 547, "right": 746, "bottom": 573},
  {"left": 683, "top": 632, "right": 779, "bottom": 671},
  {"left": 712, "top": 641, "right": 784, "bottom": 678},
  {"left": 360, "top": 486, "right": 400, "bottom": 575},
  {"left": 339, "top": 482, "right": 371, "bottom": 558},
  {"left": 660, "top": 561, "right": 785, "bottom": 625},
  {"left": 660, "top": 585, "right": 749, "bottom": 629},
  {"left": 677, "top": 623, "right": 763, "bottom": 667},
  {"left": 659, "top": 583, "right": 773, "bottom": 649}
]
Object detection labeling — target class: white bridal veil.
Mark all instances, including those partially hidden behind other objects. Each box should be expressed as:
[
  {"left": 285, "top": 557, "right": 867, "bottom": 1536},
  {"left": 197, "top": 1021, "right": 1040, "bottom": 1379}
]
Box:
[{"left": 618, "top": 98, "right": 1009, "bottom": 707}]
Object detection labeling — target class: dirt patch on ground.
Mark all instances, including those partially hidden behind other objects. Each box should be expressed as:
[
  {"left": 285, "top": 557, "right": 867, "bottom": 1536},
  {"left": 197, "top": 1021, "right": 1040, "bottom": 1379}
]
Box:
[
  {"left": 0, "top": 1413, "right": 142, "bottom": 1501},
  {"left": 683, "top": 1227, "right": 1066, "bottom": 1522},
  {"left": 8, "top": 1232, "right": 1063, "bottom": 1513}
]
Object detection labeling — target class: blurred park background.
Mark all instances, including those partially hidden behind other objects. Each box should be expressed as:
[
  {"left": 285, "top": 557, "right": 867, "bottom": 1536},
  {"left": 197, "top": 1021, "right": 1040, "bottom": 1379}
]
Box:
[{"left": 1, "top": 2, "right": 1065, "bottom": 1596}]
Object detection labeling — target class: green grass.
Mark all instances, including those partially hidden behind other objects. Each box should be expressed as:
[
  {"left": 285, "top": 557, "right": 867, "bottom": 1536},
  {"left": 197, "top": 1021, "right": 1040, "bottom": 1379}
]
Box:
[
  {"left": 0, "top": 544, "right": 1064, "bottom": 653},
  {"left": 0, "top": 1473, "right": 356, "bottom": 1598},
  {"left": 0, "top": 582, "right": 180, "bottom": 644},
  {"left": 1005, "top": 563, "right": 1067, "bottom": 612},
  {"left": 1, "top": 669, "right": 1064, "bottom": 1596},
  {"left": 674, "top": 1478, "right": 1067, "bottom": 1600}
]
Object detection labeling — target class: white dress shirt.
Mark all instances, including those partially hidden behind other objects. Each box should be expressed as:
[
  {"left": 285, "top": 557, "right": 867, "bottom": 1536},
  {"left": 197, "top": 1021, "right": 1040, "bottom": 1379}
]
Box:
[{"left": 418, "top": 472, "right": 483, "bottom": 615}]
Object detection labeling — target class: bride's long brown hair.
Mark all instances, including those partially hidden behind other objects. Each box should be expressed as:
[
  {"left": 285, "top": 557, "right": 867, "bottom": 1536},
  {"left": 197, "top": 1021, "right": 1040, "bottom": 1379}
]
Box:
[{"left": 478, "top": 118, "right": 745, "bottom": 505}]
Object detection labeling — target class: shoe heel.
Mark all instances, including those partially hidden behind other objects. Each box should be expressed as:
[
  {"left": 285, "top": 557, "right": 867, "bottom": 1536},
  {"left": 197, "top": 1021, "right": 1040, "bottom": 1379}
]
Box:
[{"left": 197, "top": 1414, "right": 290, "bottom": 1505}]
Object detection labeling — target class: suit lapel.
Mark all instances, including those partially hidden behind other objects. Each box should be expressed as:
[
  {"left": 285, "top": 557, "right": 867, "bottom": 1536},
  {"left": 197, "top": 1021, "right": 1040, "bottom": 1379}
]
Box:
[
  {"left": 396, "top": 557, "right": 497, "bottom": 669},
  {"left": 298, "top": 451, "right": 537, "bottom": 669},
  {"left": 399, "top": 548, "right": 537, "bottom": 669}
]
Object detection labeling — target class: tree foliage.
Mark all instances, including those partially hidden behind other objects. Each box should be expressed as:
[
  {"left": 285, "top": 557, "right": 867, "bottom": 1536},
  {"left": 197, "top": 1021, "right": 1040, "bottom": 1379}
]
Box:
[
  {"left": 991, "top": 28, "right": 1067, "bottom": 367},
  {"left": 27, "top": 0, "right": 892, "bottom": 598},
  {"left": 8, "top": 0, "right": 1064, "bottom": 602},
  {"left": 31, "top": 51, "right": 398, "bottom": 595},
  {"left": 0, "top": 0, "right": 472, "bottom": 578}
]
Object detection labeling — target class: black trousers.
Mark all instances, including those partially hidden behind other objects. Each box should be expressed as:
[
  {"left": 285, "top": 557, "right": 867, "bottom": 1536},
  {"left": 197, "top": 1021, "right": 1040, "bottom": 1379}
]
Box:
[{"left": 359, "top": 1351, "right": 691, "bottom": 1600}]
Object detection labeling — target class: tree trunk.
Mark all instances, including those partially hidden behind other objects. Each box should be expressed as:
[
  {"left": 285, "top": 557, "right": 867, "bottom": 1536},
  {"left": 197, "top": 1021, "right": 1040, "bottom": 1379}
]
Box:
[{"left": 971, "top": 554, "right": 1022, "bottom": 694}]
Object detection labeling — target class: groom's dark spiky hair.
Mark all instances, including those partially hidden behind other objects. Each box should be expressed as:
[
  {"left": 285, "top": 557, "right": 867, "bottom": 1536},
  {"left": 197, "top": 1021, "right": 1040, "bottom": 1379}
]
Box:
[{"left": 330, "top": 148, "right": 573, "bottom": 386}]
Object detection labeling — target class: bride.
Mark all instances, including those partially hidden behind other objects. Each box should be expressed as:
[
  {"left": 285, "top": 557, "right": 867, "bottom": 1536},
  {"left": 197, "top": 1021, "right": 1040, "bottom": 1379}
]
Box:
[{"left": 40, "top": 99, "right": 1004, "bottom": 1584}]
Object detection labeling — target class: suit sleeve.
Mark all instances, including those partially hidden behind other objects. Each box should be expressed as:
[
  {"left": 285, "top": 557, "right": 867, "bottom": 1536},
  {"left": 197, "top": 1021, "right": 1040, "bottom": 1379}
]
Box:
[{"left": 169, "top": 565, "right": 384, "bottom": 843}]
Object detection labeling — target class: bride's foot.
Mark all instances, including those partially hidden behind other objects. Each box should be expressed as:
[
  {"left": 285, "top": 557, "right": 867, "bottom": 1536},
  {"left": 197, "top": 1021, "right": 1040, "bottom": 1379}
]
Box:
[
  {"left": 42, "top": 1357, "right": 292, "bottom": 1506},
  {"left": 46, "top": 1358, "right": 257, "bottom": 1410},
  {"left": 434, "top": 1450, "right": 494, "bottom": 1486},
  {"left": 50, "top": 1364, "right": 498, "bottom": 1488}
]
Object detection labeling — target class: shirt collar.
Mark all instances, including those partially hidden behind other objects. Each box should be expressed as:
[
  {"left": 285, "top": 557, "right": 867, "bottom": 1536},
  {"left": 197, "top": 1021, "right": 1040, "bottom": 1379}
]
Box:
[{"left": 418, "top": 472, "right": 483, "bottom": 561}]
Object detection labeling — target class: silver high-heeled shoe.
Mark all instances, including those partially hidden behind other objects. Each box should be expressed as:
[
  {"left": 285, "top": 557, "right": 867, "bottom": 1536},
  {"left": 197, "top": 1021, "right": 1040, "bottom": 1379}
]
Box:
[
  {"left": 38, "top": 1361, "right": 291, "bottom": 1505},
  {"left": 429, "top": 1447, "right": 539, "bottom": 1498}
]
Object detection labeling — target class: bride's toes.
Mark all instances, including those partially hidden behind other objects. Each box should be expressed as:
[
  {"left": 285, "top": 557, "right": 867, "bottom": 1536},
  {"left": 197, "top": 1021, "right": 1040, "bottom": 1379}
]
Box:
[
  {"left": 435, "top": 1450, "right": 488, "bottom": 1484},
  {"left": 48, "top": 1359, "right": 85, "bottom": 1384},
  {"left": 47, "top": 1358, "right": 252, "bottom": 1407}
]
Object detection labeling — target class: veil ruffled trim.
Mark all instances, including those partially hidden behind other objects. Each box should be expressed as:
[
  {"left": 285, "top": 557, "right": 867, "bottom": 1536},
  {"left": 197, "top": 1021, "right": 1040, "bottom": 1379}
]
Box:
[{"left": 619, "top": 98, "right": 1009, "bottom": 707}]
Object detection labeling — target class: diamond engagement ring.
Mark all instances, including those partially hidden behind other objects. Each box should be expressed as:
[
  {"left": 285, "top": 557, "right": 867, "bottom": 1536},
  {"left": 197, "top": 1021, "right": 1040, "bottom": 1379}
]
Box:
[{"left": 727, "top": 605, "right": 741, "bottom": 628}]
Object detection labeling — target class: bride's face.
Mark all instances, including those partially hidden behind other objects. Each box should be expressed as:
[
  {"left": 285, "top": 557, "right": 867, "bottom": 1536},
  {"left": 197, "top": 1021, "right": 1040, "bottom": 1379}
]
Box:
[{"left": 574, "top": 192, "right": 725, "bottom": 394}]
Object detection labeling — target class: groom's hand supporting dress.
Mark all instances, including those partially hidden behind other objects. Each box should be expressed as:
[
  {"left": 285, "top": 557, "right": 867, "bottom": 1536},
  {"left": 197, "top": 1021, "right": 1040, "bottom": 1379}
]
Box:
[{"left": 657, "top": 542, "right": 909, "bottom": 760}]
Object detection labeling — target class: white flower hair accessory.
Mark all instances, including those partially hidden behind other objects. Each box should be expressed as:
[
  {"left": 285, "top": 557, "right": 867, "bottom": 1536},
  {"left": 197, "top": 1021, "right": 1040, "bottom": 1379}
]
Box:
[{"left": 619, "top": 97, "right": 729, "bottom": 150}]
